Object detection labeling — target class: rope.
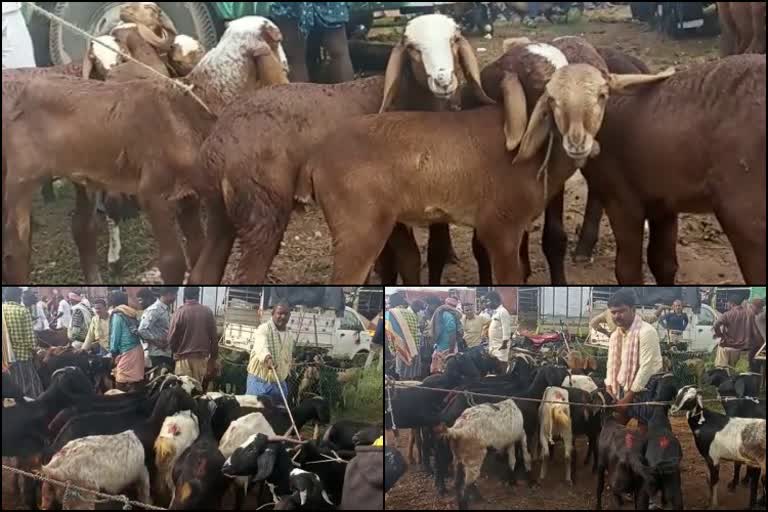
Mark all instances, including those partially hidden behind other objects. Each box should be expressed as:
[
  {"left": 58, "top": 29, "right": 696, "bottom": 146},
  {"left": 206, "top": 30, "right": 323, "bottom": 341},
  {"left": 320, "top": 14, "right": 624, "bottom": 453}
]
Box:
[
  {"left": 23, "top": 2, "right": 212, "bottom": 115},
  {"left": 390, "top": 381, "right": 754, "bottom": 409},
  {"left": 386, "top": 380, "right": 398, "bottom": 431},
  {"left": 1, "top": 464, "right": 166, "bottom": 510},
  {"left": 272, "top": 367, "right": 302, "bottom": 442}
]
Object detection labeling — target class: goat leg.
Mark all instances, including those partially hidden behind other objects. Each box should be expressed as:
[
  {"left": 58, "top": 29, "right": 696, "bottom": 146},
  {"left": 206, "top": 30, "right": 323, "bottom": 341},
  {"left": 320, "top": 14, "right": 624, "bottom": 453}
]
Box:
[
  {"left": 542, "top": 191, "right": 568, "bottom": 285},
  {"left": 647, "top": 214, "right": 679, "bottom": 285},
  {"left": 471, "top": 231, "right": 493, "bottom": 285},
  {"left": 706, "top": 460, "right": 720, "bottom": 509},
  {"left": 596, "top": 464, "right": 606, "bottom": 510},
  {"left": 72, "top": 185, "right": 104, "bottom": 283},
  {"left": 729, "top": 462, "right": 742, "bottom": 491},
  {"left": 189, "top": 195, "right": 236, "bottom": 284},
  {"left": 605, "top": 200, "right": 646, "bottom": 284},
  {"left": 748, "top": 467, "right": 759, "bottom": 510},
  {"left": 383, "top": 223, "right": 421, "bottom": 285},
  {"left": 3, "top": 182, "right": 36, "bottom": 283},
  {"left": 140, "top": 193, "right": 187, "bottom": 284},
  {"left": 427, "top": 223, "right": 455, "bottom": 284},
  {"left": 176, "top": 196, "right": 205, "bottom": 271},
  {"left": 573, "top": 190, "right": 603, "bottom": 263}
]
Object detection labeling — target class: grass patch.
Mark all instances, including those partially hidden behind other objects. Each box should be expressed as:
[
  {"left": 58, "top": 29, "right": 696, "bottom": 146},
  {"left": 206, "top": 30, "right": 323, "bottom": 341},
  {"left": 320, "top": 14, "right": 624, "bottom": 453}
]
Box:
[{"left": 336, "top": 361, "right": 384, "bottom": 423}]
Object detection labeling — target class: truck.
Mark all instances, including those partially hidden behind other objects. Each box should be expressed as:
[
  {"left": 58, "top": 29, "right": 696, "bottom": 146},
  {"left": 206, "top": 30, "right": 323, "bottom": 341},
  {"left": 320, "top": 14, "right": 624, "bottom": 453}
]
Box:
[
  {"left": 24, "top": 2, "right": 456, "bottom": 68},
  {"left": 629, "top": 2, "right": 719, "bottom": 38}
]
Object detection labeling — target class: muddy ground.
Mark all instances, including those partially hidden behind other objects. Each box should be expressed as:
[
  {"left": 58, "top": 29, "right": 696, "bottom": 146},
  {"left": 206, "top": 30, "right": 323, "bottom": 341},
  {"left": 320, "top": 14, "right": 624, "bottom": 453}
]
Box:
[
  {"left": 26, "top": 6, "right": 743, "bottom": 285},
  {"left": 385, "top": 415, "right": 761, "bottom": 510}
]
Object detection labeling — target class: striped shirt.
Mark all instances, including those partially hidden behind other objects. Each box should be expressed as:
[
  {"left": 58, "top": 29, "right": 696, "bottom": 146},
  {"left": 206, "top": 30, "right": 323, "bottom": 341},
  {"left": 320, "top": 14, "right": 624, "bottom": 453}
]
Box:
[{"left": 2, "top": 301, "right": 36, "bottom": 361}]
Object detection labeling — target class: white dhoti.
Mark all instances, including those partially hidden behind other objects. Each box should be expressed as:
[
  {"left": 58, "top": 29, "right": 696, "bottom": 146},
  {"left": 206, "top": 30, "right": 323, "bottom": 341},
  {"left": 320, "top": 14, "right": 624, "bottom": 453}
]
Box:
[{"left": 2, "top": 7, "right": 36, "bottom": 70}]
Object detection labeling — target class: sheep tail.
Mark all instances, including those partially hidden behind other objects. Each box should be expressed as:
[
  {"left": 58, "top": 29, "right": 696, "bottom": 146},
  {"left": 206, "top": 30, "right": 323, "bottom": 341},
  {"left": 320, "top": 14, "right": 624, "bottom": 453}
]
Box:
[{"left": 294, "top": 160, "right": 315, "bottom": 205}]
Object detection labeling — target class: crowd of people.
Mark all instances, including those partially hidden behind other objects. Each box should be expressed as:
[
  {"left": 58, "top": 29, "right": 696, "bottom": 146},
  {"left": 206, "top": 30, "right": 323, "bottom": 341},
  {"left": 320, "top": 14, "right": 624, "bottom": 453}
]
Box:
[{"left": 1, "top": 287, "right": 299, "bottom": 406}]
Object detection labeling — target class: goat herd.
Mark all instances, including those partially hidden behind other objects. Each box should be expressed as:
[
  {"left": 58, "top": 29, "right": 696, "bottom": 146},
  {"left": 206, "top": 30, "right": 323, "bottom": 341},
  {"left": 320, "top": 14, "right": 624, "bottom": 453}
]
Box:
[
  {"left": 1, "top": 3, "right": 765, "bottom": 285},
  {"left": 385, "top": 349, "right": 767, "bottom": 510},
  {"left": 2, "top": 355, "right": 383, "bottom": 510}
]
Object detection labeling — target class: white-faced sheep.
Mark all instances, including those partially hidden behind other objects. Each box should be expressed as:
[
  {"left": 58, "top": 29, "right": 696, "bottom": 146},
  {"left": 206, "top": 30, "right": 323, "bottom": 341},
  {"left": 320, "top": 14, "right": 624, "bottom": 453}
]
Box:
[
  {"left": 188, "top": 13, "right": 493, "bottom": 284},
  {"left": 299, "top": 56, "right": 672, "bottom": 283},
  {"left": 3, "top": 16, "right": 289, "bottom": 284},
  {"left": 442, "top": 399, "right": 532, "bottom": 509},
  {"left": 41, "top": 431, "right": 150, "bottom": 509},
  {"left": 671, "top": 385, "right": 766, "bottom": 509}
]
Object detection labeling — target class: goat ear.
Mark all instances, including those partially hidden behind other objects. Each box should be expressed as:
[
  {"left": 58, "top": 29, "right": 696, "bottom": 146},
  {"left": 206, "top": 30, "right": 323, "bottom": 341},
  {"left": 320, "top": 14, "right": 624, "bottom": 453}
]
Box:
[
  {"left": 457, "top": 35, "right": 495, "bottom": 106},
  {"left": 514, "top": 90, "right": 552, "bottom": 164},
  {"left": 380, "top": 42, "right": 407, "bottom": 113},
  {"left": 608, "top": 67, "right": 675, "bottom": 95},
  {"left": 501, "top": 72, "right": 527, "bottom": 152}
]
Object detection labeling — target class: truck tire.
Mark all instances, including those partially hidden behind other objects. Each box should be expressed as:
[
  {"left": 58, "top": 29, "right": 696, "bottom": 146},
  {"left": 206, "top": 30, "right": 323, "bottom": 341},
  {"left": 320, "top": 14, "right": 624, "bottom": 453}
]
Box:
[
  {"left": 630, "top": 2, "right": 655, "bottom": 22},
  {"left": 47, "top": 2, "right": 219, "bottom": 66},
  {"left": 27, "top": 4, "right": 54, "bottom": 67}
]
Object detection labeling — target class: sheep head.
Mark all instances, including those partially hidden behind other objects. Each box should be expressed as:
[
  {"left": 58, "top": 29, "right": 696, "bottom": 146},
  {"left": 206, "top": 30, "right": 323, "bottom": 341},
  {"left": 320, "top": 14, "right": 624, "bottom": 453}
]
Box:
[
  {"left": 380, "top": 14, "right": 494, "bottom": 113},
  {"left": 220, "top": 16, "right": 290, "bottom": 86},
  {"left": 82, "top": 35, "right": 129, "bottom": 80},
  {"left": 119, "top": 2, "right": 177, "bottom": 53},
  {"left": 513, "top": 63, "right": 675, "bottom": 167},
  {"left": 670, "top": 385, "right": 703, "bottom": 414},
  {"left": 170, "top": 35, "right": 206, "bottom": 77}
]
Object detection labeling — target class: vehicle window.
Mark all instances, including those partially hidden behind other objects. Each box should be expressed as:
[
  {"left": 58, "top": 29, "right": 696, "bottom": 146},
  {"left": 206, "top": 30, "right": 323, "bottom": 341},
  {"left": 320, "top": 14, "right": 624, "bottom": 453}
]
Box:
[
  {"left": 340, "top": 310, "right": 363, "bottom": 331},
  {"left": 698, "top": 307, "right": 714, "bottom": 326}
]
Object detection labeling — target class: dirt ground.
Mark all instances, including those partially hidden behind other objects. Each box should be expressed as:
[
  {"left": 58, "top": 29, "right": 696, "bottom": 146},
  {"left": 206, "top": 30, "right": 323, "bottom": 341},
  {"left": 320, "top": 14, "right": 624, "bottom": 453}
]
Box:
[
  {"left": 26, "top": 6, "right": 744, "bottom": 285},
  {"left": 385, "top": 415, "right": 761, "bottom": 510}
]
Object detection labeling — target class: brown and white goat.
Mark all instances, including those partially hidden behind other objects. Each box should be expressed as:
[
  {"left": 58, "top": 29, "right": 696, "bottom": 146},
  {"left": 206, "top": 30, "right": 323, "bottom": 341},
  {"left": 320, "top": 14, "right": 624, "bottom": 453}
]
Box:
[
  {"left": 188, "top": 14, "right": 493, "bottom": 284},
  {"left": 300, "top": 61, "right": 672, "bottom": 284},
  {"left": 2, "top": 17, "right": 289, "bottom": 285}
]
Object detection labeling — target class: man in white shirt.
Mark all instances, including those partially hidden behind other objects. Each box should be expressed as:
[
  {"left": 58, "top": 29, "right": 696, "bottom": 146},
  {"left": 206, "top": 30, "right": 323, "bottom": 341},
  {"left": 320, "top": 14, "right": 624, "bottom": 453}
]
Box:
[
  {"left": 55, "top": 294, "right": 72, "bottom": 330},
  {"left": 22, "top": 290, "right": 49, "bottom": 331},
  {"left": 2, "top": 2, "right": 36, "bottom": 69},
  {"left": 486, "top": 291, "right": 512, "bottom": 362},
  {"left": 605, "top": 288, "right": 663, "bottom": 431},
  {"left": 462, "top": 304, "right": 490, "bottom": 349}
]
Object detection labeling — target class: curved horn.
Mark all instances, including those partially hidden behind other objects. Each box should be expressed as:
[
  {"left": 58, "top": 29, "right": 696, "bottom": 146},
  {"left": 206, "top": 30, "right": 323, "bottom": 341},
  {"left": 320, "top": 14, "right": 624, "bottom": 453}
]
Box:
[
  {"left": 457, "top": 35, "right": 495, "bottom": 106},
  {"left": 501, "top": 72, "right": 528, "bottom": 152},
  {"left": 380, "top": 41, "right": 408, "bottom": 113}
]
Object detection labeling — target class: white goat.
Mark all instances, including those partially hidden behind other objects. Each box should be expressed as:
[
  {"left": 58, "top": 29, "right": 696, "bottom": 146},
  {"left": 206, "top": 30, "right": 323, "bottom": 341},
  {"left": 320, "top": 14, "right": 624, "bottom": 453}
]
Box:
[
  {"left": 219, "top": 413, "right": 278, "bottom": 504},
  {"left": 443, "top": 399, "right": 531, "bottom": 509},
  {"left": 41, "top": 431, "right": 149, "bottom": 509},
  {"left": 538, "top": 386, "right": 574, "bottom": 484}
]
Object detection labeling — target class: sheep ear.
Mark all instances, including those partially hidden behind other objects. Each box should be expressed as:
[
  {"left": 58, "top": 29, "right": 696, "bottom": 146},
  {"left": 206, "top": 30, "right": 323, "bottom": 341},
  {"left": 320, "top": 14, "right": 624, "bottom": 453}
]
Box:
[
  {"left": 608, "top": 67, "right": 675, "bottom": 95},
  {"left": 457, "top": 35, "right": 495, "bottom": 106},
  {"left": 321, "top": 490, "right": 334, "bottom": 505},
  {"left": 380, "top": 42, "right": 407, "bottom": 113},
  {"left": 514, "top": 90, "right": 552, "bottom": 164},
  {"left": 500, "top": 72, "right": 528, "bottom": 152}
]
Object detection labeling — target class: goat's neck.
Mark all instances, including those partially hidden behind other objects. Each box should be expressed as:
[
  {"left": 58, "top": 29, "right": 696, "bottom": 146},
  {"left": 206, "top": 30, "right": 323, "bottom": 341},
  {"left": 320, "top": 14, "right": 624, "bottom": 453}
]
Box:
[
  {"left": 544, "top": 139, "right": 582, "bottom": 204},
  {"left": 292, "top": 403, "right": 316, "bottom": 430}
]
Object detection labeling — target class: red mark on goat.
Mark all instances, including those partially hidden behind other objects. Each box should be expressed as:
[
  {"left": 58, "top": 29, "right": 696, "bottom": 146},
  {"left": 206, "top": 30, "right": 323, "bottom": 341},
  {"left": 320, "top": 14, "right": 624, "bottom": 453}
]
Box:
[
  {"left": 554, "top": 391, "right": 565, "bottom": 401},
  {"left": 194, "top": 459, "right": 208, "bottom": 478},
  {"left": 625, "top": 433, "right": 634, "bottom": 448},
  {"left": 169, "top": 424, "right": 180, "bottom": 436},
  {"left": 658, "top": 436, "right": 670, "bottom": 449}
]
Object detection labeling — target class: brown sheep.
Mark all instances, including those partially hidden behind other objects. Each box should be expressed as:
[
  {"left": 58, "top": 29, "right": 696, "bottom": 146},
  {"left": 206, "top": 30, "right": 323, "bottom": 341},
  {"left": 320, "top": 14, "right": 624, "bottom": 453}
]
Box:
[
  {"left": 299, "top": 63, "right": 672, "bottom": 283},
  {"left": 575, "top": 55, "right": 765, "bottom": 284},
  {"left": 718, "top": 2, "right": 766, "bottom": 56},
  {"left": 189, "top": 14, "right": 493, "bottom": 284},
  {"left": 2, "top": 17, "right": 289, "bottom": 285}
]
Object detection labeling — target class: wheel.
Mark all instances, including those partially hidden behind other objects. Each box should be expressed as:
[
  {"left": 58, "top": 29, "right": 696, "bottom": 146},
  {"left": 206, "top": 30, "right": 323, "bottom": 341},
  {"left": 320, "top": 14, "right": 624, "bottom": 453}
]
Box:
[
  {"left": 47, "top": 2, "right": 219, "bottom": 66},
  {"left": 352, "top": 351, "right": 369, "bottom": 368},
  {"left": 630, "top": 2, "right": 655, "bottom": 22},
  {"left": 27, "top": 4, "right": 54, "bottom": 67}
]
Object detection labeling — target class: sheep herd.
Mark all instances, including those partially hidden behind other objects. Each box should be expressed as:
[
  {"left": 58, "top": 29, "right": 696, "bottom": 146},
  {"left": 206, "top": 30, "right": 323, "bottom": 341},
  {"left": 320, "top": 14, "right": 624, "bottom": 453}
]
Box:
[
  {"left": 2, "top": 364, "right": 383, "bottom": 510},
  {"left": 1, "top": 2, "right": 765, "bottom": 285},
  {"left": 385, "top": 349, "right": 766, "bottom": 510}
]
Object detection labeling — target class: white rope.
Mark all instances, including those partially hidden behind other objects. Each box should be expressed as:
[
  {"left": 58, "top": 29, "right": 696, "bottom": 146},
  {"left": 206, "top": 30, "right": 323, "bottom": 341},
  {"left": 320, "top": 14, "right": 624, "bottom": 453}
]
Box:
[
  {"left": 23, "top": 2, "right": 212, "bottom": 115},
  {"left": 272, "top": 367, "right": 302, "bottom": 442}
]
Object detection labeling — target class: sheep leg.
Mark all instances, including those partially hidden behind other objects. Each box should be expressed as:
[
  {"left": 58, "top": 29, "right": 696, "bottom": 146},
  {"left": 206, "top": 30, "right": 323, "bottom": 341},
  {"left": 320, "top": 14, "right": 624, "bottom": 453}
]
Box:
[
  {"left": 605, "top": 202, "right": 646, "bottom": 284},
  {"left": 596, "top": 463, "right": 606, "bottom": 510},
  {"left": 479, "top": 223, "right": 526, "bottom": 284},
  {"left": 520, "top": 231, "right": 532, "bottom": 282},
  {"left": 139, "top": 194, "right": 187, "bottom": 284},
  {"left": 729, "top": 462, "right": 742, "bottom": 491},
  {"left": 71, "top": 184, "right": 104, "bottom": 283},
  {"left": 706, "top": 460, "right": 720, "bottom": 509},
  {"left": 747, "top": 467, "right": 760, "bottom": 509},
  {"left": 176, "top": 196, "right": 205, "bottom": 271},
  {"left": 455, "top": 462, "right": 468, "bottom": 510},
  {"left": 716, "top": 204, "right": 767, "bottom": 284},
  {"left": 189, "top": 195, "right": 236, "bottom": 284},
  {"left": 542, "top": 191, "right": 568, "bottom": 285},
  {"left": 136, "top": 466, "right": 151, "bottom": 506},
  {"left": 380, "top": 224, "right": 421, "bottom": 285},
  {"left": 3, "top": 183, "right": 36, "bottom": 283},
  {"left": 574, "top": 190, "right": 603, "bottom": 263},
  {"left": 434, "top": 437, "right": 451, "bottom": 496},
  {"left": 471, "top": 231, "right": 493, "bottom": 285},
  {"left": 427, "top": 224, "right": 455, "bottom": 284},
  {"left": 646, "top": 214, "right": 679, "bottom": 285},
  {"left": 330, "top": 215, "right": 395, "bottom": 284}
]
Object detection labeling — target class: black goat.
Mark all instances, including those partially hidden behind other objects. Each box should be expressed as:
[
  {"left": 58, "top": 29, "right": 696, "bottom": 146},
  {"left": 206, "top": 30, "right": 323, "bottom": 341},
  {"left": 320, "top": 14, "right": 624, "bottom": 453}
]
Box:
[
  {"left": 637, "top": 405, "right": 683, "bottom": 510},
  {"left": 323, "top": 420, "right": 380, "bottom": 451},
  {"left": 171, "top": 399, "right": 230, "bottom": 510},
  {"left": 274, "top": 468, "right": 335, "bottom": 510}
]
